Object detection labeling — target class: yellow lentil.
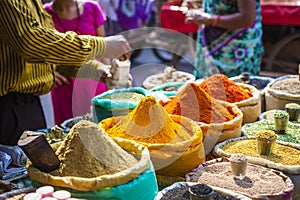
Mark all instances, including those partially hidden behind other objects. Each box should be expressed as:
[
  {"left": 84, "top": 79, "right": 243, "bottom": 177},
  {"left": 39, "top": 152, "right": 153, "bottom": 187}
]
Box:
[{"left": 222, "top": 139, "right": 300, "bottom": 166}]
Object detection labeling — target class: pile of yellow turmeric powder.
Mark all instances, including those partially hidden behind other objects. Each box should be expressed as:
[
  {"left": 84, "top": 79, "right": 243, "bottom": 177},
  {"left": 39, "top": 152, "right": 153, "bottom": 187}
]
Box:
[{"left": 104, "top": 96, "right": 192, "bottom": 144}]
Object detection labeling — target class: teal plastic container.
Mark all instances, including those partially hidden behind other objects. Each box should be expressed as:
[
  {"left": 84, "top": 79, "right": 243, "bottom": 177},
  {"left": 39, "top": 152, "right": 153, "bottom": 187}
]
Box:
[
  {"left": 149, "top": 82, "right": 185, "bottom": 97},
  {"left": 91, "top": 87, "right": 147, "bottom": 123}
]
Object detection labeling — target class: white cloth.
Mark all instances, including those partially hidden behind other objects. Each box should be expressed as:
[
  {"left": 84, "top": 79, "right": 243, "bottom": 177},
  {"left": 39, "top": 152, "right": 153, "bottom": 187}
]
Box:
[{"left": 39, "top": 93, "right": 55, "bottom": 128}]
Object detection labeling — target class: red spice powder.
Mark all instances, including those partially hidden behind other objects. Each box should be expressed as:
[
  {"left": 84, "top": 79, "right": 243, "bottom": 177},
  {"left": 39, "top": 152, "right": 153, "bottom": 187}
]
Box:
[
  {"left": 199, "top": 74, "right": 252, "bottom": 103},
  {"left": 163, "top": 82, "right": 236, "bottom": 124}
]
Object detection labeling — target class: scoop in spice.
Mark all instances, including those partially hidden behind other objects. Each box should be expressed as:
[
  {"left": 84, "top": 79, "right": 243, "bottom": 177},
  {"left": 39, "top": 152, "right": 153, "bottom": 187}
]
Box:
[
  {"left": 229, "top": 154, "right": 248, "bottom": 179},
  {"left": 255, "top": 130, "right": 277, "bottom": 140}
]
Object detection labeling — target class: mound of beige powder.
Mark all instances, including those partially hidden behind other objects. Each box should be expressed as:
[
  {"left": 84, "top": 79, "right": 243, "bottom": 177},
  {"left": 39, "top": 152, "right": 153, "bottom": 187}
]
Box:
[{"left": 50, "top": 120, "right": 139, "bottom": 178}]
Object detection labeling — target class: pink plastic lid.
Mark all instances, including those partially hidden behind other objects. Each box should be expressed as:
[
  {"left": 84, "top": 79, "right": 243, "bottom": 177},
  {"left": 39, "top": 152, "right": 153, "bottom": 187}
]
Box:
[
  {"left": 52, "top": 190, "right": 71, "bottom": 200},
  {"left": 36, "top": 185, "right": 55, "bottom": 197},
  {"left": 23, "top": 192, "right": 43, "bottom": 200}
]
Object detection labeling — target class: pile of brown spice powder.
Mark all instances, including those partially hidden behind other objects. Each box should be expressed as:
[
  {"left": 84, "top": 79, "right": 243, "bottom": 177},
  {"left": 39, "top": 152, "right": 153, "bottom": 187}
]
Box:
[
  {"left": 190, "top": 162, "right": 288, "bottom": 196},
  {"left": 50, "top": 120, "right": 139, "bottom": 178}
]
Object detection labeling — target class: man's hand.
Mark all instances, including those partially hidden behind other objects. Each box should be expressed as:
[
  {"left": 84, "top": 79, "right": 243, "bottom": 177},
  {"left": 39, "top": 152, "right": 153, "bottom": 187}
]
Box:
[
  {"left": 103, "top": 35, "right": 131, "bottom": 61},
  {"left": 96, "top": 64, "right": 112, "bottom": 83}
]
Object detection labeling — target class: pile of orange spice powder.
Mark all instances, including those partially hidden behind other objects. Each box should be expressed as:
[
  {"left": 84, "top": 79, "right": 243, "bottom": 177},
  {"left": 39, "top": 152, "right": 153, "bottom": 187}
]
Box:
[
  {"left": 199, "top": 74, "right": 252, "bottom": 103},
  {"left": 163, "top": 82, "right": 237, "bottom": 124}
]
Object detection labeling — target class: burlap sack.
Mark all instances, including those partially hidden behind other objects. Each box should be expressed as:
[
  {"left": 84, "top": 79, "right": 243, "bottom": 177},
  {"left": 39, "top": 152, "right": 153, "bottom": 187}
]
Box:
[
  {"left": 214, "top": 136, "right": 300, "bottom": 175},
  {"left": 198, "top": 103, "right": 243, "bottom": 154},
  {"left": 154, "top": 181, "right": 251, "bottom": 200},
  {"left": 265, "top": 75, "right": 300, "bottom": 111},
  {"left": 230, "top": 75, "right": 275, "bottom": 112},
  {"left": 185, "top": 157, "right": 294, "bottom": 200},
  {"left": 26, "top": 138, "right": 151, "bottom": 191},
  {"left": 100, "top": 115, "right": 205, "bottom": 177},
  {"left": 234, "top": 83, "right": 261, "bottom": 124}
]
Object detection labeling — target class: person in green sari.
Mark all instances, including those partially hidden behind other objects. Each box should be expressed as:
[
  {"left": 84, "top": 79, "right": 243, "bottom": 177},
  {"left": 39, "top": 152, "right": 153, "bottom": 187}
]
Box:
[{"left": 185, "top": 0, "right": 264, "bottom": 78}]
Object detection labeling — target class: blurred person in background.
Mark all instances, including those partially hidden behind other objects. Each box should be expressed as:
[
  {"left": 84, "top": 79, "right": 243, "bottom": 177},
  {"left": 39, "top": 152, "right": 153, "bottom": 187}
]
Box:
[
  {"left": 0, "top": 0, "right": 131, "bottom": 145},
  {"left": 97, "top": 0, "right": 122, "bottom": 36},
  {"left": 184, "top": 0, "right": 264, "bottom": 79},
  {"left": 44, "top": 0, "right": 114, "bottom": 125}
]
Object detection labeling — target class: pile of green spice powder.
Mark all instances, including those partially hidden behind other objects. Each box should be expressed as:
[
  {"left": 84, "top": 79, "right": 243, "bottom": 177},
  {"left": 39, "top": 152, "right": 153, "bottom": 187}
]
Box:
[{"left": 243, "top": 120, "right": 300, "bottom": 144}]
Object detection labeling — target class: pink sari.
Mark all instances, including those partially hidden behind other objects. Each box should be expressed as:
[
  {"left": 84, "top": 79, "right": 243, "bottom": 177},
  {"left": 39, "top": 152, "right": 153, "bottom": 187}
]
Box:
[{"left": 44, "top": 1, "right": 107, "bottom": 125}]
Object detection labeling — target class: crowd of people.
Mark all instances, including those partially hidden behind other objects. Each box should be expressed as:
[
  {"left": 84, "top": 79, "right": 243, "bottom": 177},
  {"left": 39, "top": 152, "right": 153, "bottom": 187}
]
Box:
[{"left": 0, "top": 0, "right": 264, "bottom": 145}]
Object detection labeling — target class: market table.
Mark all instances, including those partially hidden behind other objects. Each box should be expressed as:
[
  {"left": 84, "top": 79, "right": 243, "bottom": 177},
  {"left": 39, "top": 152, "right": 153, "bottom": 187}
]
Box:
[{"left": 261, "top": 1, "right": 300, "bottom": 72}]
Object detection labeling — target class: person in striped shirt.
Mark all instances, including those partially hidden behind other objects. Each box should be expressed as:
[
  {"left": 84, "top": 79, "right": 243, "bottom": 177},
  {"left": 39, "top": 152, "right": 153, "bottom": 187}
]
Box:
[{"left": 0, "top": 0, "right": 131, "bottom": 145}]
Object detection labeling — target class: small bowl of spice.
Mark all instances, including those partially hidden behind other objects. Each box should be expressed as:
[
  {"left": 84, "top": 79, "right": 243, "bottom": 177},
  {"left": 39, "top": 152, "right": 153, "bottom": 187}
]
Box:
[
  {"left": 285, "top": 103, "right": 300, "bottom": 122},
  {"left": 274, "top": 111, "right": 289, "bottom": 134},
  {"left": 229, "top": 154, "right": 248, "bottom": 180},
  {"left": 256, "top": 130, "right": 277, "bottom": 156},
  {"left": 188, "top": 183, "right": 214, "bottom": 200}
]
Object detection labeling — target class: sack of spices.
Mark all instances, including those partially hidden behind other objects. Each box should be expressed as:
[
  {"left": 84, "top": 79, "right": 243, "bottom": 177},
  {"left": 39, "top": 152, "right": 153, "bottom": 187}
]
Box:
[
  {"left": 91, "top": 87, "right": 147, "bottom": 123},
  {"left": 265, "top": 75, "right": 300, "bottom": 111},
  {"left": 100, "top": 96, "right": 205, "bottom": 177},
  {"left": 234, "top": 83, "right": 261, "bottom": 123},
  {"left": 185, "top": 157, "right": 294, "bottom": 200},
  {"left": 163, "top": 82, "right": 243, "bottom": 150},
  {"left": 214, "top": 136, "right": 300, "bottom": 175},
  {"left": 154, "top": 181, "right": 251, "bottom": 200},
  {"left": 197, "top": 74, "right": 261, "bottom": 123},
  {"left": 213, "top": 137, "right": 300, "bottom": 199},
  {"left": 26, "top": 120, "right": 158, "bottom": 199},
  {"left": 230, "top": 75, "right": 274, "bottom": 112}
]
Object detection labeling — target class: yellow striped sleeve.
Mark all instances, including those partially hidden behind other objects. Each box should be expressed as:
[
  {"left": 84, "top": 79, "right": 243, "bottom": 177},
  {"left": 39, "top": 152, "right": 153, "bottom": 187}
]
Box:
[{"left": 0, "top": 0, "right": 106, "bottom": 66}]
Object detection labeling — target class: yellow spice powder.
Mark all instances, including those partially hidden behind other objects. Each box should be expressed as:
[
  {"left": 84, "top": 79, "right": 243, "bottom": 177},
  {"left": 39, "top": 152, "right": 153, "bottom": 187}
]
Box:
[
  {"left": 105, "top": 96, "right": 192, "bottom": 144},
  {"left": 222, "top": 139, "right": 300, "bottom": 166}
]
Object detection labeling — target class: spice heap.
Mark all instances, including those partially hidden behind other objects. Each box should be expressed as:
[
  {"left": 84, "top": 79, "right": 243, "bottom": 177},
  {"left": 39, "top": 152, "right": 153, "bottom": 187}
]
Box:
[
  {"left": 270, "top": 77, "right": 300, "bottom": 95},
  {"left": 189, "top": 162, "right": 288, "bottom": 197},
  {"left": 199, "top": 74, "right": 252, "bottom": 103},
  {"left": 222, "top": 139, "right": 300, "bottom": 165},
  {"left": 244, "top": 120, "right": 300, "bottom": 144},
  {"left": 50, "top": 120, "right": 138, "bottom": 178},
  {"left": 163, "top": 82, "right": 236, "bottom": 124},
  {"left": 255, "top": 130, "right": 277, "bottom": 140},
  {"left": 105, "top": 96, "right": 192, "bottom": 144},
  {"left": 159, "top": 183, "right": 238, "bottom": 200},
  {"left": 100, "top": 91, "right": 145, "bottom": 102}
]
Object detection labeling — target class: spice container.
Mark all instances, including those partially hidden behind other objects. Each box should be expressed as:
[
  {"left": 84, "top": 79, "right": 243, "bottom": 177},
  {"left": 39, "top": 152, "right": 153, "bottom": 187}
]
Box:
[
  {"left": 229, "top": 154, "right": 247, "bottom": 179},
  {"left": 285, "top": 103, "right": 300, "bottom": 122},
  {"left": 265, "top": 75, "right": 300, "bottom": 111},
  {"left": 107, "top": 59, "right": 131, "bottom": 89},
  {"left": 91, "top": 87, "right": 147, "bottom": 123},
  {"left": 189, "top": 184, "right": 214, "bottom": 200},
  {"left": 18, "top": 131, "right": 60, "bottom": 173},
  {"left": 256, "top": 130, "right": 277, "bottom": 156},
  {"left": 274, "top": 111, "right": 289, "bottom": 134}
]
